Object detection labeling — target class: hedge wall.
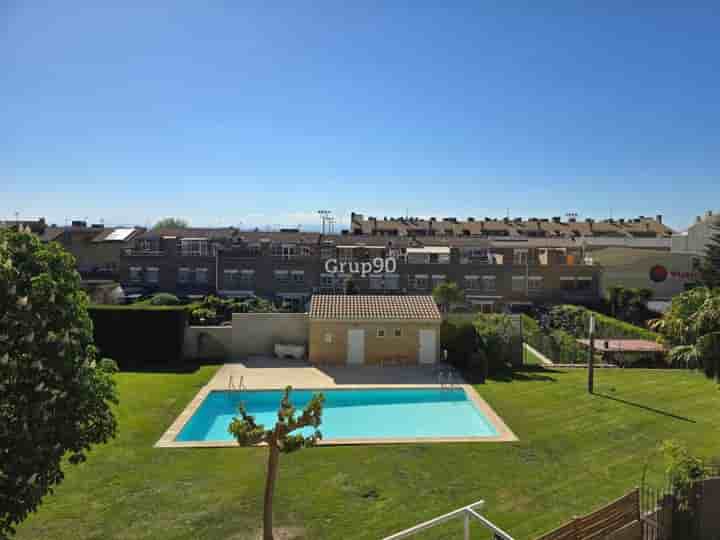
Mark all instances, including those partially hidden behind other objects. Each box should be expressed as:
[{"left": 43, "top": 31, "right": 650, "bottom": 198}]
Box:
[
  {"left": 522, "top": 314, "right": 587, "bottom": 364},
  {"left": 552, "top": 304, "right": 661, "bottom": 342},
  {"left": 88, "top": 305, "right": 189, "bottom": 369}
]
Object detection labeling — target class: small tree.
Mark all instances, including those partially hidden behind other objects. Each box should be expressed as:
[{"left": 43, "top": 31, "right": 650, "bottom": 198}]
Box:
[
  {"left": 432, "top": 281, "right": 464, "bottom": 313},
  {"left": 152, "top": 217, "right": 189, "bottom": 229},
  {"left": 699, "top": 222, "right": 720, "bottom": 289},
  {"left": 229, "top": 386, "right": 324, "bottom": 540},
  {"left": 0, "top": 228, "right": 118, "bottom": 537}
]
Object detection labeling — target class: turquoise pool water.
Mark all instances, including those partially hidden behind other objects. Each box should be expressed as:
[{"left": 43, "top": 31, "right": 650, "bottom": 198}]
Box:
[{"left": 176, "top": 388, "right": 499, "bottom": 442}]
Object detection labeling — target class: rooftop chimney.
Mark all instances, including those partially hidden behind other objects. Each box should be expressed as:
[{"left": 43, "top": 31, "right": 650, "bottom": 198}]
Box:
[{"left": 656, "top": 214, "right": 663, "bottom": 224}]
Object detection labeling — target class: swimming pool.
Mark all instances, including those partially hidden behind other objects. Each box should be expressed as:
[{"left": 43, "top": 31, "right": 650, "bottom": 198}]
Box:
[{"left": 176, "top": 388, "right": 500, "bottom": 442}]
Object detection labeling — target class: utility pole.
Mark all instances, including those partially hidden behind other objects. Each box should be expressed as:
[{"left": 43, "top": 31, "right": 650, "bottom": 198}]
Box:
[{"left": 588, "top": 313, "right": 596, "bottom": 394}]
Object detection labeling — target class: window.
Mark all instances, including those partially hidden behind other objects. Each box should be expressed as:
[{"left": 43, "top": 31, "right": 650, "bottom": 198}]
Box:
[
  {"left": 513, "top": 249, "right": 528, "bottom": 265},
  {"left": 369, "top": 275, "right": 383, "bottom": 290},
  {"left": 482, "top": 275, "right": 496, "bottom": 292},
  {"left": 394, "top": 328, "right": 402, "bottom": 337},
  {"left": 240, "top": 269, "right": 255, "bottom": 286},
  {"left": 178, "top": 267, "right": 191, "bottom": 284},
  {"left": 274, "top": 270, "right": 289, "bottom": 284},
  {"left": 377, "top": 328, "right": 386, "bottom": 338},
  {"left": 195, "top": 268, "right": 208, "bottom": 283},
  {"left": 223, "top": 269, "right": 239, "bottom": 288},
  {"left": 129, "top": 266, "right": 142, "bottom": 282},
  {"left": 301, "top": 246, "right": 313, "bottom": 257},
  {"left": 560, "top": 276, "right": 576, "bottom": 290},
  {"left": 512, "top": 276, "right": 525, "bottom": 292},
  {"left": 321, "top": 273, "right": 334, "bottom": 287},
  {"left": 384, "top": 274, "right": 399, "bottom": 290},
  {"left": 431, "top": 274, "right": 446, "bottom": 288},
  {"left": 145, "top": 267, "right": 159, "bottom": 284},
  {"left": 180, "top": 238, "right": 210, "bottom": 257},
  {"left": 292, "top": 270, "right": 305, "bottom": 284},
  {"left": 465, "top": 275, "right": 480, "bottom": 289},
  {"left": 410, "top": 274, "right": 428, "bottom": 290},
  {"left": 323, "top": 332, "right": 333, "bottom": 344},
  {"left": 577, "top": 277, "right": 593, "bottom": 291},
  {"left": 528, "top": 276, "right": 543, "bottom": 290}
]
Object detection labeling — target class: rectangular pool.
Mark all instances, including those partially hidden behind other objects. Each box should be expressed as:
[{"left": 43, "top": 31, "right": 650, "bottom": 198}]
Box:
[{"left": 176, "top": 388, "right": 499, "bottom": 442}]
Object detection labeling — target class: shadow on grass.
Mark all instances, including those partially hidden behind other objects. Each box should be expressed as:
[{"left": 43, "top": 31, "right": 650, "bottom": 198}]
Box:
[
  {"left": 465, "top": 365, "right": 561, "bottom": 384},
  {"left": 594, "top": 392, "right": 696, "bottom": 423},
  {"left": 118, "top": 358, "right": 225, "bottom": 374}
]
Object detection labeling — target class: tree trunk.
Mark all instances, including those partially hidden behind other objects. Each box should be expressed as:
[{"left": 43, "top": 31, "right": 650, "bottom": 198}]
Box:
[{"left": 263, "top": 433, "right": 280, "bottom": 540}]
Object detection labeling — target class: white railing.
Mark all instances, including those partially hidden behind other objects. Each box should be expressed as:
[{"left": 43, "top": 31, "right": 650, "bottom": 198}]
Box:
[{"left": 382, "top": 500, "right": 515, "bottom": 540}]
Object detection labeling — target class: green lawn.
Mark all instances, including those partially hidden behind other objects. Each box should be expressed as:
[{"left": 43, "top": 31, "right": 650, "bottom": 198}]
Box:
[{"left": 14, "top": 365, "right": 720, "bottom": 540}]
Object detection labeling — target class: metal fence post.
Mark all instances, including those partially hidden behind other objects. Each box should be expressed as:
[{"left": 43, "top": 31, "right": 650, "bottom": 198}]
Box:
[{"left": 464, "top": 512, "right": 470, "bottom": 540}]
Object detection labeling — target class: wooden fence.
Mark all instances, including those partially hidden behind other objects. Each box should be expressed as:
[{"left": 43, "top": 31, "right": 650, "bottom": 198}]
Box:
[{"left": 536, "top": 489, "right": 641, "bottom": 540}]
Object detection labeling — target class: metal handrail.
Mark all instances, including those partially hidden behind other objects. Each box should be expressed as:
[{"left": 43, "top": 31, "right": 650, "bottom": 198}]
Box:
[{"left": 382, "top": 500, "right": 514, "bottom": 540}]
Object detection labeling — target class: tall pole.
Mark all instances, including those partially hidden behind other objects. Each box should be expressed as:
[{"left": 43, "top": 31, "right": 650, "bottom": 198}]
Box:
[{"left": 588, "top": 313, "right": 595, "bottom": 394}]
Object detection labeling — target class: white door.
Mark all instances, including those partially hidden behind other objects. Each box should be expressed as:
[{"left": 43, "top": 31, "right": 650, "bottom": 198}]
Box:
[
  {"left": 347, "top": 329, "right": 365, "bottom": 365},
  {"left": 418, "top": 329, "right": 437, "bottom": 364}
]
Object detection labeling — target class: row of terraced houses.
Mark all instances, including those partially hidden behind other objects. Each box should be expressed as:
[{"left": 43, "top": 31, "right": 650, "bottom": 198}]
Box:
[{"left": 116, "top": 212, "right": 684, "bottom": 312}]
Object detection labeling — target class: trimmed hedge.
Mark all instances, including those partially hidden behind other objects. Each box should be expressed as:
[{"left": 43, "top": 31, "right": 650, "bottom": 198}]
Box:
[
  {"left": 522, "top": 314, "right": 587, "bottom": 364},
  {"left": 88, "top": 305, "right": 189, "bottom": 369},
  {"left": 552, "top": 304, "right": 661, "bottom": 342}
]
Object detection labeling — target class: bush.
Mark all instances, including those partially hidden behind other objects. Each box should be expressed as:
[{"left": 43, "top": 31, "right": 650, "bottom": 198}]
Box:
[
  {"left": 474, "top": 314, "right": 517, "bottom": 373},
  {"left": 149, "top": 292, "right": 181, "bottom": 306},
  {"left": 440, "top": 320, "right": 477, "bottom": 369},
  {"left": 88, "top": 305, "right": 189, "bottom": 369}
]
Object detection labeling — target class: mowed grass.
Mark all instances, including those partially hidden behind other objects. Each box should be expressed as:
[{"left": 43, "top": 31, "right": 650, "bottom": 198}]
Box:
[{"left": 15, "top": 365, "right": 720, "bottom": 540}]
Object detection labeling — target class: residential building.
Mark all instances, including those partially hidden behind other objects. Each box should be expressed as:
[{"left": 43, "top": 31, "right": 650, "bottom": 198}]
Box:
[
  {"left": 671, "top": 210, "right": 720, "bottom": 255},
  {"left": 120, "top": 227, "right": 602, "bottom": 312},
  {"left": 40, "top": 221, "right": 143, "bottom": 279}
]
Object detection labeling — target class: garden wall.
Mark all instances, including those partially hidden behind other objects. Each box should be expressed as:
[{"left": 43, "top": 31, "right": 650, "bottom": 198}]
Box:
[
  {"left": 231, "top": 313, "right": 309, "bottom": 358},
  {"left": 184, "top": 326, "right": 232, "bottom": 360}
]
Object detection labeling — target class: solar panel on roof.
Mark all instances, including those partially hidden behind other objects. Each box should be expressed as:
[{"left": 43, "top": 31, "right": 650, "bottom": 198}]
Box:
[{"left": 105, "top": 228, "right": 135, "bottom": 241}]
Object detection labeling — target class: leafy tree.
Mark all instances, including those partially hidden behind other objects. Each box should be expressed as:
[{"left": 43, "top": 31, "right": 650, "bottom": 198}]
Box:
[
  {"left": 699, "top": 222, "right": 720, "bottom": 288},
  {"left": 432, "top": 281, "right": 464, "bottom": 313},
  {"left": 651, "top": 287, "right": 720, "bottom": 380},
  {"left": 0, "top": 228, "right": 118, "bottom": 538},
  {"left": 229, "top": 386, "right": 324, "bottom": 540},
  {"left": 152, "top": 217, "right": 189, "bottom": 229}
]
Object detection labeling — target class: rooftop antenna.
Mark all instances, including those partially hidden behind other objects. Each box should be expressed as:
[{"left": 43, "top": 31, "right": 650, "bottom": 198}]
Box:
[{"left": 317, "top": 210, "right": 331, "bottom": 235}]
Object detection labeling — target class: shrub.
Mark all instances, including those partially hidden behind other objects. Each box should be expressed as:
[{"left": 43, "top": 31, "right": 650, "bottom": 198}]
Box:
[
  {"left": 149, "top": 292, "right": 180, "bottom": 306},
  {"left": 88, "top": 305, "right": 189, "bottom": 369},
  {"left": 474, "top": 314, "right": 517, "bottom": 372},
  {"left": 440, "top": 320, "right": 477, "bottom": 369}
]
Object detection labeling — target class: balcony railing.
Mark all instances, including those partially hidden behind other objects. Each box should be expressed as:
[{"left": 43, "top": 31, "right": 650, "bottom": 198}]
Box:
[{"left": 123, "top": 249, "right": 166, "bottom": 256}]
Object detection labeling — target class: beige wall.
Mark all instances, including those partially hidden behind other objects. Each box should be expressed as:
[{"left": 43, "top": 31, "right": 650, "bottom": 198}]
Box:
[
  {"left": 309, "top": 320, "right": 440, "bottom": 366},
  {"left": 184, "top": 326, "right": 233, "bottom": 360},
  {"left": 231, "top": 313, "right": 309, "bottom": 358}
]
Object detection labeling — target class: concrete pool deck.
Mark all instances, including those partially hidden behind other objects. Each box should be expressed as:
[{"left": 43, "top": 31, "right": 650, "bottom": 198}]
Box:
[{"left": 155, "top": 357, "right": 518, "bottom": 448}]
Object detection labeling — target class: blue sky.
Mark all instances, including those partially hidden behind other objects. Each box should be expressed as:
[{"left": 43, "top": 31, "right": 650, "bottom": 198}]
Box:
[{"left": 3, "top": 3, "right": 719, "bottom": 231}]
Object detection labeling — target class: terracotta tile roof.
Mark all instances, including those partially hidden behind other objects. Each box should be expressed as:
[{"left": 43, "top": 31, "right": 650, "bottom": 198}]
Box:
[{"left": 310, "top": 295, "right": 442, "bottom": 321}]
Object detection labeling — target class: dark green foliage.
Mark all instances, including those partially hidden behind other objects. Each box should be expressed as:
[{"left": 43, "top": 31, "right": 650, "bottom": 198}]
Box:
[
  {"left": 606, "top": 286, "right": 655, "bottom": 325},
  {"left": 540, "top": 304, "right": 661, "bottom": 341},
  {"left": 651, "top": 287, "right": 720, "bottom": 380},
  {"left": 0, "top": 228, "right": 118, "bottom": 538},
  {"left": 474, "top": 314, "right": 518, "bottom": 373},
  {"left": 190, "top": 295, "right": 286, "bottom": 325},
  {"left": 149, "top": 292, "right": 181, "bottom": 306},
  {"left": 152, "top": 217, "right": 188, "bottom": 229},
  {"left": 432, "top": 281, "right": 464, "bottom": 313},
  {"left": 523, "top": 314, "right": 587, "bottom": 364},
  {"left": 699, "top": 222, "right": 720, "bottom": 288},
  {"left": 89, "top": 305, "right": 188, "bottom": 368},
  {"left": 440, "top": 319, "right": 477, "bottom": 369}
]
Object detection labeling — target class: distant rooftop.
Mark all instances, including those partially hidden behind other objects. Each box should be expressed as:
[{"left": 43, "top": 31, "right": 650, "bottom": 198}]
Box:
[{"left": 349, "top": 212, "right": 674, "bottom": 239}]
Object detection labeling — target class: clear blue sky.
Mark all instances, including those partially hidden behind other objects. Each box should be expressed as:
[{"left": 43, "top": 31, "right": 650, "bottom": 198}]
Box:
[{"left": 3, "top": 2, "right": 719, "bottom": 231}]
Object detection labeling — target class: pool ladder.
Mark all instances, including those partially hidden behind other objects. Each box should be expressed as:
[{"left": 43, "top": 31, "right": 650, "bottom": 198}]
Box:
[
  {"left": 228, "top": 375, "right": 246, "bottom": 392},
  {"left": 437, "top": 369, "right": 456, "bottom": 390}
]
